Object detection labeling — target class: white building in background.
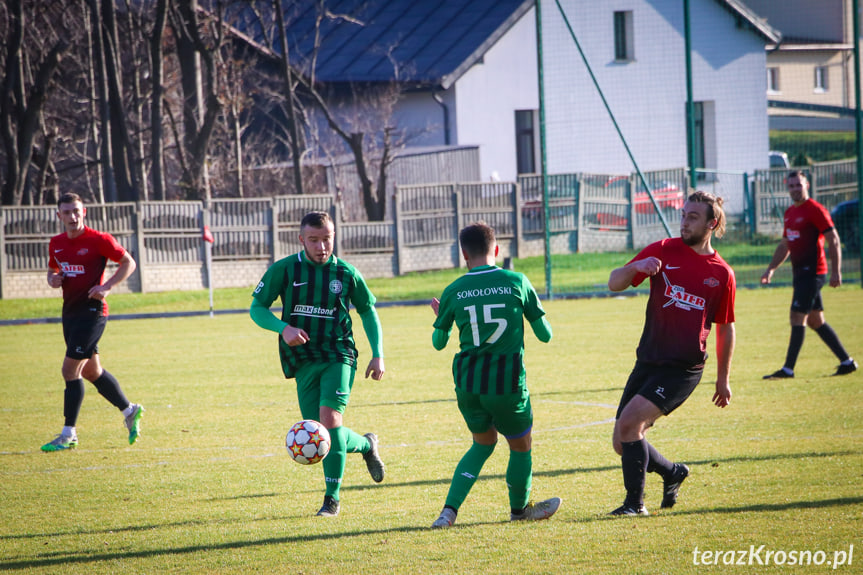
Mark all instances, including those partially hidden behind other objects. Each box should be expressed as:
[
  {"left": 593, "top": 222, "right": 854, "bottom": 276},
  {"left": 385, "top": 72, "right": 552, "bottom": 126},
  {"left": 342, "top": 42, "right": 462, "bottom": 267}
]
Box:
[
  {"left": 241, "top": 0, "right": 779, "bottom": 197},
  {"left": 540, "top": 0, "right": 778, "bottom": 178}
]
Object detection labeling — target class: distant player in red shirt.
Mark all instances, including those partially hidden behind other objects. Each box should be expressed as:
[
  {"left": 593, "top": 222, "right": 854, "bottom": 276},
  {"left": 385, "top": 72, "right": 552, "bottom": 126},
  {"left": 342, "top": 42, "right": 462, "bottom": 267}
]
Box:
[
  {"left": 761, "top": 170, "right": 857, "bottom": 378},
  {"left": 607, "top": 191, "right": 736, "bottom": 516},
  {"left": 41, "top": 193, "right": 144, "bottom": 452}
]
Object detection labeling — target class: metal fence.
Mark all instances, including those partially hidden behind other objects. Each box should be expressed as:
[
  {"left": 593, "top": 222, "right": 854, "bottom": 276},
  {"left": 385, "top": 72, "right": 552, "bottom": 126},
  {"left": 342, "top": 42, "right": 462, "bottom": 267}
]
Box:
[{"left": 1, "top": 160, "right": 858, "bottom": 297}]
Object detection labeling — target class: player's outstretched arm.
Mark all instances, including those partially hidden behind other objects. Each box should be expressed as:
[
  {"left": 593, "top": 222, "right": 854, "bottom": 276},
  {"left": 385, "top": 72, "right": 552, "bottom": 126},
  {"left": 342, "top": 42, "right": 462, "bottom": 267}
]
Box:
[
  {"left": 761, "top": 240, "right": 789, "bottom": 284},
  {"left": 250, "top": 298, "right": 288, "bottom": 332},
  {"left": 608, "top": 257, "right": 661, "bottom": 292},
  {"left": 359, "top": 307, "right": 385, "bottom": 380},
  {"left": 432, "top": 328, "right": 450, "bottom": 350},
  {"left": 365, "top": 357, "right": 385, "bottom": 380},
  {"left": 89, "top": 251, "right": 136, "bottom": 300},
  {"left": 712, "top": 322, "right": 735, "bottom": 408},
  {"left": 250, "top": 299, "right": 310, "bottom": 345},
  {"left": 825, "top": 228, "right": 842, "bottom": 287},
  {"left": 529, "top": 316, "right": 552, "bottom": 343}
]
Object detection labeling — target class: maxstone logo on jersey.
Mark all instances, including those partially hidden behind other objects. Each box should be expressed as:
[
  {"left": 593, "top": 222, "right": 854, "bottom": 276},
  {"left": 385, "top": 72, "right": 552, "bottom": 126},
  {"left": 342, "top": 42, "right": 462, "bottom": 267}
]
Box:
[
  {"left": 662, "top": 272, "right": 705, "bottom": 311},
  {"left": 59, "top": 263, "right": 85, "bottom": 277},
  {"left": 293, "top": 304, "right": 335, "bottom": 318}
]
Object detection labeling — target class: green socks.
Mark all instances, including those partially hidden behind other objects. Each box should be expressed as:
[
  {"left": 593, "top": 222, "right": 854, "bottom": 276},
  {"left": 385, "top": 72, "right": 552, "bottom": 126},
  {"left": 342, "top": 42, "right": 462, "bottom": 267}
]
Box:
[{"left": 444, "top": 441, "right": 496, "bottom": 510}]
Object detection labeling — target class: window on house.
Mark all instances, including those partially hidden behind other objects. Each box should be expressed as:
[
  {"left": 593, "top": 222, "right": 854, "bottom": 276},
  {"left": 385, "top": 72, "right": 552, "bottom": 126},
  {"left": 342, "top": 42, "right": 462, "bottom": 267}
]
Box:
[
  {"left": 692, "top": 102, "right": 705, "bottom": 173},
  {"left": 767, "top": 67, "right": 780, "bottom": 93},
  {"left": 814, "top": 66, "right": 828, "bottom": 92},
  {"left": 515, "top": 110, "right": 537, "bottom": 175},
  {"left": 614, "top": 11, "right": 634, "bottom": 61}
]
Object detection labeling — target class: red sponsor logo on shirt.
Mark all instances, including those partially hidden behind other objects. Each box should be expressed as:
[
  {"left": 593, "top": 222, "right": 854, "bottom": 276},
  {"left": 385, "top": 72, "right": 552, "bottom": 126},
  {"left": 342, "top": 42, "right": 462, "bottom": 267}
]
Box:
[
  {"left": 662, "top": 273, "right": 705, "bottom": 310},
  {"left": 77, "top": 248, "right": 89, "bottom": 256},
  {"left": 59, "top": 263, "right": 85, "bottom": 276},
  {"left": 787, "top": 229, "right": 800, "bottom": 241}
]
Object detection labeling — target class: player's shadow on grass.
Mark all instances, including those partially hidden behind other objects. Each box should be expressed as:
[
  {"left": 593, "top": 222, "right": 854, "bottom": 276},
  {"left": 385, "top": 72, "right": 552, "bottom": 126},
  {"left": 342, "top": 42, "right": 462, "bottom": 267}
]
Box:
[
  {"left": 4, "top": 449, "right": 860, "bottom": 569},
  {"left": 670, "top": 496, "right": 863, "bottom": 517},
  {"left": 5, "top": 495, "right": 863, "bottom": 571}
]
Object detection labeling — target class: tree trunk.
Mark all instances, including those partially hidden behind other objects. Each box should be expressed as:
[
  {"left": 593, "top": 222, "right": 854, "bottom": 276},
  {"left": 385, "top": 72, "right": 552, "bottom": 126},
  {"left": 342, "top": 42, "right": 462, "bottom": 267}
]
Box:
[
  {"left": 150, "top": 0, "right": 168, "bottom": 201},
  {"left": 173, "top": 0, "right": 219, "bottom": 200},
  {"left": 275, "top": 0, "right": 304, "bottom": 195},
  {"left": 0, "top": 0, "right": 24, "bottom": 206},
  {"left": 100, "top": 0, "right": 138, "bottom": 202},
  {"left": 87, "top": 0, "right": 118, "bottom": 203},
  {"left": 83, "top": 0, "right": 105, "bottom": 203}
]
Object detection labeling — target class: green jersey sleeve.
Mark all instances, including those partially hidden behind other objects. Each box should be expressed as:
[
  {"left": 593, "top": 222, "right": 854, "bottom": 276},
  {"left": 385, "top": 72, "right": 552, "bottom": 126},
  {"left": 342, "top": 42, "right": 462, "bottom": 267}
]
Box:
[
  {"left": 522, "top": 275, "right": 546, "bottom": 323},
  {"left": 349, "top": 267, "right": 376, "bottom": 314},
  {"left": 252, "top": 258, "right": 289, "bottom": 307}
]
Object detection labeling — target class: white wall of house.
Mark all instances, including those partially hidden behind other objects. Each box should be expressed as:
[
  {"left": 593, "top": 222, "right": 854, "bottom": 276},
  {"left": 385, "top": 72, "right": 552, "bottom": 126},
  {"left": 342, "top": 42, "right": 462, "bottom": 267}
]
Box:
[
  {"left": 390, "top": 9, "right": 540, "bottom": 183},
  {"left": 450, "top": 7, "right": 540, "bottom": 182},
  {"left": 540, "top": 0, "right": 770, "bottom": 179}
]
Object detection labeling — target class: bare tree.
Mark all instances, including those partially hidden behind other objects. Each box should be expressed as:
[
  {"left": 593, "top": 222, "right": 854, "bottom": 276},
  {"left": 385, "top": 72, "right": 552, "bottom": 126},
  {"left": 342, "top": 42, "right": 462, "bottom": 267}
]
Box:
[
  {"left": 273, "top": 0, "right": 304, "bottom": 195},
  {"left": 0, "top": 0, "right": 68, "bottom": 206},
  {"left": 297, "top": 75, "right": 404, "bottom": 221},
  {"left": 170, "top": 0, "right": 222, "bottom": 200},
  {"left": 149, "top": 0, "right": 169, "bottom": 200}
]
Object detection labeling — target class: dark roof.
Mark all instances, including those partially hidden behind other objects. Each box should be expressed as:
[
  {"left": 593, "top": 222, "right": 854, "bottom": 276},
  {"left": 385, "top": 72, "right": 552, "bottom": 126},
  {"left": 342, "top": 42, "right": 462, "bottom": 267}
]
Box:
[
  {"left": 716, "top": 0, "right": 781, "bottom": 43},
  {"left": 224, "top": 0, "right": 533, "bottom": 89},
  {"left": 223, "top": 0, "right": 778, "bottom": 88}
]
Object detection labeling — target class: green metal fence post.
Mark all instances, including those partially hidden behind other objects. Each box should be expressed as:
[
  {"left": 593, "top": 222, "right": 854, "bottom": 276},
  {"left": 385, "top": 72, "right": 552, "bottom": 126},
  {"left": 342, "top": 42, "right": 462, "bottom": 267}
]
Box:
[
  {"left": 684, "top": 0, "right": 697, "bottom": 189},
  {"left": 535, "top": 0, "right": 553, "bottom": 298},
  {"left": 855, "top": 0, "right": 863, "bottom": 287}
]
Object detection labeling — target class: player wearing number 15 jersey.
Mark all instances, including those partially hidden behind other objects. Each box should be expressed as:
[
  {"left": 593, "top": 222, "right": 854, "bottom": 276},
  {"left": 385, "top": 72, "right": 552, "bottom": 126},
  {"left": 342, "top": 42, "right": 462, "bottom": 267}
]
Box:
[{"left": 429, "top": 222, "right": 561, "bottom": 528}]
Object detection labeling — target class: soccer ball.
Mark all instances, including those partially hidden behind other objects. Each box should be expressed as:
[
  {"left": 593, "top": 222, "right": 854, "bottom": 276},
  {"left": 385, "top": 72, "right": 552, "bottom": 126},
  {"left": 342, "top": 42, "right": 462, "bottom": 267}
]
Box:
[{"left": 285, "top": 420, "right": 331, "bottom": 465}]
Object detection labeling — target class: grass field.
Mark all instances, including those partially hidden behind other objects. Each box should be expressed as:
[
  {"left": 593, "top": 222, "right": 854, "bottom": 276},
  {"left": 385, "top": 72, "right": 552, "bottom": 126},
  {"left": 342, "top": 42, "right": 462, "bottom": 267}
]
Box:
[{"left": 1, "top": 286, "right": 862, "bottom": 574}]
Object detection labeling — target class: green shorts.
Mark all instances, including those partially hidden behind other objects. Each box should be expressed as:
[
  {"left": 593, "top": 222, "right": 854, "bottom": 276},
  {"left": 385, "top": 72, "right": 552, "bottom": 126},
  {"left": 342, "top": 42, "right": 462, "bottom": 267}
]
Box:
[
  {"left": 455, "top": 386, "right": 533, "bottom": 439},
  {"left": 295, "top": 361, "right": 356, "bottom": 419}
]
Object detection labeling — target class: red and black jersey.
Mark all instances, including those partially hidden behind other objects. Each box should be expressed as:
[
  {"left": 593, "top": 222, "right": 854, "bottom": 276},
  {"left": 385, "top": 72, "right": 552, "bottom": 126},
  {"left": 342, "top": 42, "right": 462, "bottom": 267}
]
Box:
[
  {"left": 783, "top": 198, "right": 833, "bottom": 277},
  {"left": 628, "top": 237, "right": 736, "bottom": 369},
  {"left": 48, "top": 226, "right": 127, "bottom": 317}
]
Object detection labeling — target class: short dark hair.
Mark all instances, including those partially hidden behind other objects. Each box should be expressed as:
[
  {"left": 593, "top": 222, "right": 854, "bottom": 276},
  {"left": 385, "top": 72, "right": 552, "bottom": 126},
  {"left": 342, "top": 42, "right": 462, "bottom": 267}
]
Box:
[
  {"left": 459, "top": 221, "right": 496, "bottom": 258},
  {"left": 57, "top": 192, "right": 83, "bottom": 208},
  {"left": 787, "top": 169, "right": 807, "bottom": 181},
  {"left": 300, "top": 211, "right": 333, "bottom": 229},
  {"left": 686, "top": 190, "right": 727, "bottom": 238}
]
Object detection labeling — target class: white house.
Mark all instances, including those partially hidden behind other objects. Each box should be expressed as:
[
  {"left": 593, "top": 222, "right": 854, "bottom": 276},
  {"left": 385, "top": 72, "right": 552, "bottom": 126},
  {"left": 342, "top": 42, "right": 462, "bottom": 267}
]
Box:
[{"left": 232, "top": 0, "right": 779, "bottom": 209}]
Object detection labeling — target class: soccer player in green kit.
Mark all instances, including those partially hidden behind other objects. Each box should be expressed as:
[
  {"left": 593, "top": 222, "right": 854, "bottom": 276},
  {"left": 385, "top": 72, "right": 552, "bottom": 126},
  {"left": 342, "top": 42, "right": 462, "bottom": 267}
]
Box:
[
  {"left": 429, "top": 222, "right": 561, "bottom": 528},
  {"left": 250, "top": 211, "right": 385, "bottom": 517}
]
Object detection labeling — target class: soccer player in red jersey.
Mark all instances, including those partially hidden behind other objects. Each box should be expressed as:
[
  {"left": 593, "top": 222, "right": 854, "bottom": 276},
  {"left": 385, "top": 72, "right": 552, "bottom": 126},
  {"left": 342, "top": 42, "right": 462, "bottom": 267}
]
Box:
[
  {"left": 41, "top": 193, "right": 144, "bottom": 452},
  {"left": 607, "top": 191, "right": 736, "bottom": 515},
  {"left": 761, "top": 170, "right": 857, "bottom": 378}
]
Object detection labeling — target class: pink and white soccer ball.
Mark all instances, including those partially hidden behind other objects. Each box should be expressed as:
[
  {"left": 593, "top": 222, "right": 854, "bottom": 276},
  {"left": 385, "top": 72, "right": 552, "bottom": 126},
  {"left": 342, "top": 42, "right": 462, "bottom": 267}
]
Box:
[{"left": 285, "top": 420, "right": 331, "bottom": 465}]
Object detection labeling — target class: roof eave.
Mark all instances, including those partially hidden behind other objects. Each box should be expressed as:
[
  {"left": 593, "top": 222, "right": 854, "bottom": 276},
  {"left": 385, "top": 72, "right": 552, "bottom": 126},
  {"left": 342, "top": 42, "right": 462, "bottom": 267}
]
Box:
[
  {"left": 439, "top": 0, "right": 534, "bottom": 90},
  {"left": 717, "top": 0, "right": 782, "bottom": 44}
]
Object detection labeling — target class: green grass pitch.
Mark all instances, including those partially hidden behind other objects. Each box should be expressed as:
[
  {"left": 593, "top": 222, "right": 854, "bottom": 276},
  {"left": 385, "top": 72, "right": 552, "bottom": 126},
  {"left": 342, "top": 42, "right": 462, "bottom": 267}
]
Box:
[{"left": 1, "top": 286, "right": 861, "bottom": 574}]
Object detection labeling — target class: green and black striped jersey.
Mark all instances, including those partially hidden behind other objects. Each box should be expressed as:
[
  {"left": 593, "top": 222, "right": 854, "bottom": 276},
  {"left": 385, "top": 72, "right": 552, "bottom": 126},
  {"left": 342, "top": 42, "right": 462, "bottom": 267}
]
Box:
[
  {"left": 434, "top": 265, "right": 545, "bottom": 394},
  {"left": 252, "top": 251, "right": 376, "bottom": 378}
]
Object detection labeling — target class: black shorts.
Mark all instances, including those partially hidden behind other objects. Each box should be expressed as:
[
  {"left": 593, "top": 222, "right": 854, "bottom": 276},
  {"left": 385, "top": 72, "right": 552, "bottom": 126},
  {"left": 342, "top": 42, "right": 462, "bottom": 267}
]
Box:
[
  {"left": 62, "top": 312, "right": 107, "bottom": 360},
  {"left": 616, "top": 361, "right": 704, "bottom": 418},
  {"left": 791, "top": 274, "right": 826, "bottom": 314}
]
